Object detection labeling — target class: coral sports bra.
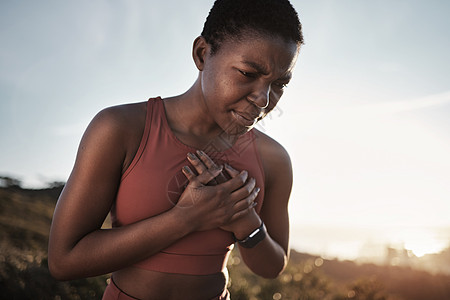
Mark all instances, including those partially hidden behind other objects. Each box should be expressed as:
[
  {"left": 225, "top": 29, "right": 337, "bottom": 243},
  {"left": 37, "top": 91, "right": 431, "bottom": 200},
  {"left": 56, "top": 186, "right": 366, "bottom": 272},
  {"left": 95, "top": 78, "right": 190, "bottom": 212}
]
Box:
[{"left": 111, "top": 97, "right": 265, "bottom": 275}]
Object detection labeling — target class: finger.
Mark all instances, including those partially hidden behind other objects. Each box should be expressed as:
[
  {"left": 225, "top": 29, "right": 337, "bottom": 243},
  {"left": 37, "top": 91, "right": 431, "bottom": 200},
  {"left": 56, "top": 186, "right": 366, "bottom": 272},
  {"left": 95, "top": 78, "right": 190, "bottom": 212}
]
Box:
[
  {"left": 213, "top": 171, "right": 228, "bottom": 185},
  {"left": 215, "top": 172, "right": 228, "bottom": 184},
  {"left": 187, "top": 152, "right": 208, "bottom": 174},
  {"left": 224, "top": 163, "right": 240, "bottom": 178},
  {"left": 181, "top": 166, "right": 196, "bottom": 182},
  {"left": 228, "top": 203, "right": 257, "bottom": 223},
  {"left": 196, "top": 150, "right": 216, "bottom": 169},
  {"left": 219, "top": 169, "right": 249, "bottom": 192},
  {"left": 233, "top": 186, "right": 260, "bottom": 211},
  {"left": 230, "top": 177, "right": 256, "bottom": 200},
  {"left": 195, "top": 165, "right": 224, "bottom": 185},
  {"left": 196, "top": 150, "right": 227, "bottom": 184}
]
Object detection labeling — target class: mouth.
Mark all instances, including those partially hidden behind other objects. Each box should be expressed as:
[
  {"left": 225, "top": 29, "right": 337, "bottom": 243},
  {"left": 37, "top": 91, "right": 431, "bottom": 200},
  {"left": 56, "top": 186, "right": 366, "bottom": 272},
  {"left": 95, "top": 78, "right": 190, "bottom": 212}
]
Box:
[{"left": 231, "top": 110, "right": 258, "bottom": 127}]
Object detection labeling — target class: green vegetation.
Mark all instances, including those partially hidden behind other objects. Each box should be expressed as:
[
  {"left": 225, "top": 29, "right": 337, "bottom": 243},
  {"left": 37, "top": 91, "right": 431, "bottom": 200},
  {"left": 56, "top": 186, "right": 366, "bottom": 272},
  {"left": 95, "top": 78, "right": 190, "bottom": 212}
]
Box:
[{"left": 1, "top": 180, "right": 449, "bottom": 299}]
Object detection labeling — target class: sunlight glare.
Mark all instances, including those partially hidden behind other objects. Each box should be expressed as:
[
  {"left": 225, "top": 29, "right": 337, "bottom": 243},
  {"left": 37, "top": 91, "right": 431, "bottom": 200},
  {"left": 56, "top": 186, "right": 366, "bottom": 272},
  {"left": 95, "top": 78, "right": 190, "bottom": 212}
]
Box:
[{"left": 388, "top": 228, "right": 447, "bottom": 257}]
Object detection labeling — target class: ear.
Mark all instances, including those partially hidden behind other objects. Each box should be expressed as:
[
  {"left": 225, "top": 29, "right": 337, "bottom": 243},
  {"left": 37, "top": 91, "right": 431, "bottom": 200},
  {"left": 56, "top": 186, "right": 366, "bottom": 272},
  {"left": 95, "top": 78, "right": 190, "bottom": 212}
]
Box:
[{"left": 192, "top": 36, "right": 209, "bottom": 71}]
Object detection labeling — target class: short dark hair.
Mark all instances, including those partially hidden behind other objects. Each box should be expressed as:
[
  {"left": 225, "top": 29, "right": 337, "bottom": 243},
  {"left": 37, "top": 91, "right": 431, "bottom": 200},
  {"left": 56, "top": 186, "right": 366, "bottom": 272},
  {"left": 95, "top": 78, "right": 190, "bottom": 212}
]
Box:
[{"left": 201, "top": 0, "right": 304, "bottom": 54}]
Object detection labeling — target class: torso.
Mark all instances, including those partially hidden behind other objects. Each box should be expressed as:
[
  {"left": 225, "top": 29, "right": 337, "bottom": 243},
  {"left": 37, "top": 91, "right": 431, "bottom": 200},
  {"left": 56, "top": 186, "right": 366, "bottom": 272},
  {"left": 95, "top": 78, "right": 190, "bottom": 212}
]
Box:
[
  {"left": 113, "top": 267, "right": 228, "bottom": 300},
  {"left": 109, "top": 98, "right": 268, "bottom": 299}
]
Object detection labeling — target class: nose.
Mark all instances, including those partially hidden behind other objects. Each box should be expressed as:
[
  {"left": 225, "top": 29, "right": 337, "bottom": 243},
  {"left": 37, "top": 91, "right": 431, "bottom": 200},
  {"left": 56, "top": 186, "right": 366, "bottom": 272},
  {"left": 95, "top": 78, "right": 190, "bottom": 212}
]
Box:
[{"left": 249, "top": 85, "right": 270, "bottom": 109}]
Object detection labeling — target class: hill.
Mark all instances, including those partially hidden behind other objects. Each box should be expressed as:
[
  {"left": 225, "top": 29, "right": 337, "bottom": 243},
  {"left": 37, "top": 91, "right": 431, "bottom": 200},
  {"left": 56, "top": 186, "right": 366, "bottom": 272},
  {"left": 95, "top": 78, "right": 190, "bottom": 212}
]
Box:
[
  {"left": 1, "top": 184, "right": 450, "bottom": 299},
  {"left": 0, "top": 185, "right": 108, "bottom": 299}
]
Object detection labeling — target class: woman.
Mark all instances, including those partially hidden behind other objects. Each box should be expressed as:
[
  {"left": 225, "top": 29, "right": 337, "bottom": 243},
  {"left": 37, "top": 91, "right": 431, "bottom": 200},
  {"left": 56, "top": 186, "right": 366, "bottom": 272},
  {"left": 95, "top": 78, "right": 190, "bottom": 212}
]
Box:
[{"left": 48, "top": 0, "right": 304, "bottom": 299}]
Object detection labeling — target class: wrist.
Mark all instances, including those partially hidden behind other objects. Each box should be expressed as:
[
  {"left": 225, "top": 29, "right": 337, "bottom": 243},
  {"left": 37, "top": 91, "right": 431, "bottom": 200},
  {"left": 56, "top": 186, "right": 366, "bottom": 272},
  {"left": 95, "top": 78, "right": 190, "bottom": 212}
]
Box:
[
  {"left": 232, "top": 213, "right": 262, "bottom": 240},
  {"left": 171, "top": 206, "right": 197, "bottom": 234},
  {"left": 233, "top": 222, "right": 267, "bottom": 249}
]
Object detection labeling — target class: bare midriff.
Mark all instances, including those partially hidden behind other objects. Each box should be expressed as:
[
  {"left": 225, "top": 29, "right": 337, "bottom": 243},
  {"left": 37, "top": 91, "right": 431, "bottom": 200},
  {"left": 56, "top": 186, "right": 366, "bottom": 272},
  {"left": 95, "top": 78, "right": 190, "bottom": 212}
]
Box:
[{"left": 112, "top": 267, "right": 228, "bottom": 300}]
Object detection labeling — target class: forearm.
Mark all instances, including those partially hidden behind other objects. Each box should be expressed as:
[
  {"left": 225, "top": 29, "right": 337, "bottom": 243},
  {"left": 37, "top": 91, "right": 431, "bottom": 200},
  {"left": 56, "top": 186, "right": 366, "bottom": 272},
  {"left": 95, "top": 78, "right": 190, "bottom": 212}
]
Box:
[
  {"left": 238, "top": 233, "right": 288, "bottom": 278},
  {"left": 49, "top": 206, "right": 192, "bottom": 280},
  {"left": 232, "top": 214, "right": 289, "bottom": 278}
]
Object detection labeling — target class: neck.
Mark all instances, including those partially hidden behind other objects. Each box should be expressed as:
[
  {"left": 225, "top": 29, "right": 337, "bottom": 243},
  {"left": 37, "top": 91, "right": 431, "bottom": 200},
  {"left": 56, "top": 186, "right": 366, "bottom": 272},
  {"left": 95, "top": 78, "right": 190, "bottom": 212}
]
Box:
[{"left": 163, "top": 80, "right": 240, "bottom": 151}]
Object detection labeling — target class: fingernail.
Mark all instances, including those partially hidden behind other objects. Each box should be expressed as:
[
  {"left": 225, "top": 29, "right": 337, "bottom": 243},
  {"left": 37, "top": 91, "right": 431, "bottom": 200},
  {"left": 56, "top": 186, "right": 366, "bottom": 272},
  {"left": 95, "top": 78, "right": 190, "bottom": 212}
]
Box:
[
  {"left": 252, "top": 202, "right": 258, "bottom": 208},
  {"left": 182, "top": 166, "right": 190, "bottom": 173},
  {"left": 196, "top": 150, "right": 205, "bottom": 156},
  {"left": 187, "top": 152, "right": 196, "bottom": 159},
  {"left": 256, "top": 187, "right": 261, "bottom": 193}
]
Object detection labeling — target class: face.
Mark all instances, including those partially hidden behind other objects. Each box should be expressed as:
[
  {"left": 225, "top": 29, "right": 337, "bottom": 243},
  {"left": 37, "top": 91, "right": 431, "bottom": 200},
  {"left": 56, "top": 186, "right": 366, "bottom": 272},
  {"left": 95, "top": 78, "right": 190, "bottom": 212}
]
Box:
[{"left": 196, "top": 32, "right": 299, "bottom": 136}]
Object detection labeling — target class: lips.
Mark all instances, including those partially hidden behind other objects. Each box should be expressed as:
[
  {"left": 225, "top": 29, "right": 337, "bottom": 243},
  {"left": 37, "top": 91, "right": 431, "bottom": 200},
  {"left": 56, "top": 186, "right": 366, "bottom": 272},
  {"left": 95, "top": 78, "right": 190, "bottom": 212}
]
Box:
[{"left": 232, "top": 110, "right": 258, "bottom": 127}]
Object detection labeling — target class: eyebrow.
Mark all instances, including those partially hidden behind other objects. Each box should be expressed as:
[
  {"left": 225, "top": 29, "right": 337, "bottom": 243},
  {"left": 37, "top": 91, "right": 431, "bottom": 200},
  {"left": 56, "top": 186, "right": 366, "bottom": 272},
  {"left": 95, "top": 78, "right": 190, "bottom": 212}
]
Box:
[
  {"left": 241, "top": 60, "right": 270, "bottom": 76},
  {"left": 241, "top": 60, "right": 292, "bottom": 81}
]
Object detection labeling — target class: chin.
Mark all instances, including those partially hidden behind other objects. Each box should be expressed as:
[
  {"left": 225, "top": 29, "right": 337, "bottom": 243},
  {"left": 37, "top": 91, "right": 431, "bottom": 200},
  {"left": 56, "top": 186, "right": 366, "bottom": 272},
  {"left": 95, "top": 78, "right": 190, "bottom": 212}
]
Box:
[
  {"left": 221, "top": 115, "right": 255, "bottom": 136},
  {"left": 227, "top": 125, "right": 253, "bottom": 136}
]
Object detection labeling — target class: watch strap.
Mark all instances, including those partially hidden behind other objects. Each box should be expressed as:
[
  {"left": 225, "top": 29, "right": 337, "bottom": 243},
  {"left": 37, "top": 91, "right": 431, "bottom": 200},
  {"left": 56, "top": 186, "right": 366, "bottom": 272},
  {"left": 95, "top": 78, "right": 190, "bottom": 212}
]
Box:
[{"left": 233, "top": 222, "right": 267, "bottom": 248}]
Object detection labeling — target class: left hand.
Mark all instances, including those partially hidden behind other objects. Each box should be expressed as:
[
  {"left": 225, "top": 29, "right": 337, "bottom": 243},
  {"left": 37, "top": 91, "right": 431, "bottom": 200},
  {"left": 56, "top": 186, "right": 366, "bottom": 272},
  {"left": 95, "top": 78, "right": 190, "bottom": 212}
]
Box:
[
  {"left": 184, "top": 150, "right": 262, "bottom": 235},
  {"left": 219, "top": 163, "right": 261, "bottom": 236}
]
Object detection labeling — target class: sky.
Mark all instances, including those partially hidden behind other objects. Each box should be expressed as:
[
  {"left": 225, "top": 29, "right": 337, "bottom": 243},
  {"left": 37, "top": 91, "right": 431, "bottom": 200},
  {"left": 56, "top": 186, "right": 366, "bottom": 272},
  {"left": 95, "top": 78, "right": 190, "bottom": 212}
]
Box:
[{"left": 1, "top": 0, "right": 450, "bottom": 260}]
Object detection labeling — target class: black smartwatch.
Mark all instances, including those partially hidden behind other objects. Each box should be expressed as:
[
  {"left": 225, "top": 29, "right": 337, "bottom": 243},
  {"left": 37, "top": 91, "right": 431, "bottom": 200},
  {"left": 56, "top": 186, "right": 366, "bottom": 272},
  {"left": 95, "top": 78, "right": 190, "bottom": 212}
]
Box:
[{"left": 233, "top": 222, "right": 267, "bottom": 248}]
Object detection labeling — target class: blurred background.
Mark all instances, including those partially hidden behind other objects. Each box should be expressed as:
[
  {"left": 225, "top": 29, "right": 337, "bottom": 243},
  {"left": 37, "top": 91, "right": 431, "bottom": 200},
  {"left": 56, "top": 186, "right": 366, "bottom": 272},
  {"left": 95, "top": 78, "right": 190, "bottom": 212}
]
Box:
[{"left": 1, "top": 1, "right": 450, "bottom": 299}]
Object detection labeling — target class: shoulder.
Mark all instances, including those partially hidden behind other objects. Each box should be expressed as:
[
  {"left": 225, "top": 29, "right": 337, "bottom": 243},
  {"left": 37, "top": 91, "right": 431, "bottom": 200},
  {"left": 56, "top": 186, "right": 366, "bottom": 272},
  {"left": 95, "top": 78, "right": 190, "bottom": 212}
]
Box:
[
  {"left": 78, "top": 101, "right": 148, "bottom": 169},
  {"left": 84, "top": 101, "right": 147, "bottom": 145},
  {"left": 253, "top": 129, "right": 292, "bottom": 180},
  {"left": 90, "top": 101, "right": 147, "bottom": 133}
]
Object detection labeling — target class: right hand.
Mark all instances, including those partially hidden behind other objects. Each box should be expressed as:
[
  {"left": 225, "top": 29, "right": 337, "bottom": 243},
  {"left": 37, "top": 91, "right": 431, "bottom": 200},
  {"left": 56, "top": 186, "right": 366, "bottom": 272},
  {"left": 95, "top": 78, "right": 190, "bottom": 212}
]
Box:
[{"left": 178, "top": 151, "right": 258, "bottom": 231}]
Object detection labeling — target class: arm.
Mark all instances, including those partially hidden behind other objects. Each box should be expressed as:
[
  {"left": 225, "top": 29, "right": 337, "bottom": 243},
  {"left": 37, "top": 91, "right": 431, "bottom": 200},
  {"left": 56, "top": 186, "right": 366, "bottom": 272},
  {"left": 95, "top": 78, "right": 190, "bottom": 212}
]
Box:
[
  {"left": 185, "top": 140, "right": 293, "bottom": 278},
  {"left": 235, "top": 133, "right": 293, "bottom": 278},
  {"left": 48, "top": 105, "right": 253, "bottom": 280},
  {"left": 48, "top": 105, "right": 191, "bottom": 280}
]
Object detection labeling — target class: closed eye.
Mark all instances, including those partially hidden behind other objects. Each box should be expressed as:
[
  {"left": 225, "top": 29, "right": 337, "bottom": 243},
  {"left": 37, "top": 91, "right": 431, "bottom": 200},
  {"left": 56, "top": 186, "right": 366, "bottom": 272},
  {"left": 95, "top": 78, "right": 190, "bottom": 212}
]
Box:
[
  {"left": 239, "top": 70, "right": 257, "bottom": 78},
  {"left": 273, "top": 81, "right": 289, "bottom": 89}
]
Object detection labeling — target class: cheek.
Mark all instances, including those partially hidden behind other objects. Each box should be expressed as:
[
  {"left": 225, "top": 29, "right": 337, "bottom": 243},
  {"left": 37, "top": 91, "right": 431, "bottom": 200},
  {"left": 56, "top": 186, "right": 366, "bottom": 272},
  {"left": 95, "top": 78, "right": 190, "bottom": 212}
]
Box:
[
  {"left": 200, "top": 63, "right": 252, "bottom": 105},
  {"left": 204, "top": 78, "right": 245, "bottom": 104},
  {"left": 201, "top": 69, "right": 227, "bottom": 96}
]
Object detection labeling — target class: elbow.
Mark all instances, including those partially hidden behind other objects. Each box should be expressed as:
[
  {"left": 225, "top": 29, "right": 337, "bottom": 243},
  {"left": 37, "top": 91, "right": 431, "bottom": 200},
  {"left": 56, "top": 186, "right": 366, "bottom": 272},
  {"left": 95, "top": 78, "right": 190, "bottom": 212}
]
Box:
[
  {"left": 261, "top": 251, "right": 289, "bottom": 279},
  {"left": 262, "top": 248, "right": 290, "bottom": 279},
  {"left": 253, "top": 256, "right": 288, "bottom": 279},
  {"left": 258, "top": 263, "right": 286, "bottom": 279},
  {"left": 48, "top": 238, "right": 82, "bottom": 281},
  {"left": 47, "top": 258, "right": 67, "bottom": 281},
  {"left": 48, "top": 253, "right": 76, "bottom": 281}
]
